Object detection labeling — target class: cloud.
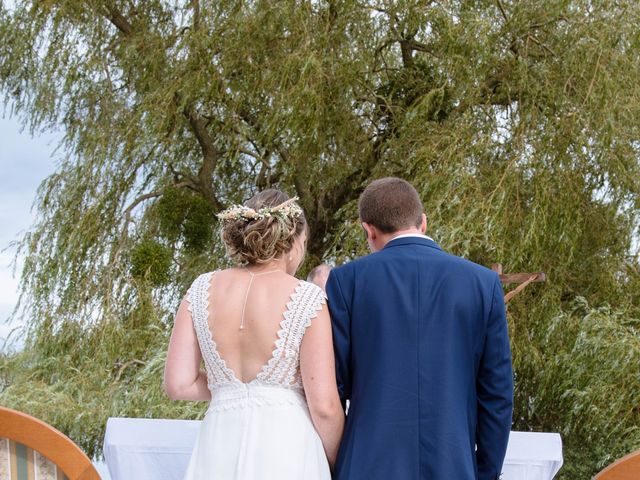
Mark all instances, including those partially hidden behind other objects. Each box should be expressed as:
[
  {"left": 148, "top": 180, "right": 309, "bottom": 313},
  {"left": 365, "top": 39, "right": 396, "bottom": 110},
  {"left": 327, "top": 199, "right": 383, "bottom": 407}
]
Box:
[{"left": 0, "top": 110, "right": 60, "bottom": 352}]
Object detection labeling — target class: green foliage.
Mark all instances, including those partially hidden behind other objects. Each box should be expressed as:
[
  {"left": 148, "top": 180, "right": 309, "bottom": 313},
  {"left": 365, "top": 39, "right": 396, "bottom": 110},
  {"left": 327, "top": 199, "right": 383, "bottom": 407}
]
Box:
[
  {"left": 0, "top": 297, "right": 205, "bottom": 459},
  {"left": 1, "top": 1, "right": 640, "bottom": 477},
  {"left": 153, "top": 188, "right": 216, "bottom": 252},
  {"left": 129, "top": 239, "right": 173, "bottom": 287},
  {"left": 509, "top": 298, "right": 640, "bottom": 477}
]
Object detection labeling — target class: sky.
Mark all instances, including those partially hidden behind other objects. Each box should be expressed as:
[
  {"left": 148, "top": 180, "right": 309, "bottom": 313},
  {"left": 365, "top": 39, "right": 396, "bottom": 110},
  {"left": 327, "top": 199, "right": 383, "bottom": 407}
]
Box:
[
  {"left": 0, "top": 106, "right": 59, "bottom": 352},
  {"left": 0, "top": 104, "right": 117, "bottom": 476}
]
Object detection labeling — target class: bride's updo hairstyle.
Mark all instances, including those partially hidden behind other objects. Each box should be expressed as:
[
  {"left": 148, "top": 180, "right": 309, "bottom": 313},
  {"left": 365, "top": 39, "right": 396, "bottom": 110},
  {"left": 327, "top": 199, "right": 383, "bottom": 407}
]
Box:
[{"left": 218, "top": 189, "right": 307, "bottom": 265}]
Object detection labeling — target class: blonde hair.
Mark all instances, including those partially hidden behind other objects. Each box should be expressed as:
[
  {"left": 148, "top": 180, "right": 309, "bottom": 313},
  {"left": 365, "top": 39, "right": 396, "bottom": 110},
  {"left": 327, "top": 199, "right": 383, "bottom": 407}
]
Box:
[{"left": 220, "top": 190, "right": 307, "bottom": 265}]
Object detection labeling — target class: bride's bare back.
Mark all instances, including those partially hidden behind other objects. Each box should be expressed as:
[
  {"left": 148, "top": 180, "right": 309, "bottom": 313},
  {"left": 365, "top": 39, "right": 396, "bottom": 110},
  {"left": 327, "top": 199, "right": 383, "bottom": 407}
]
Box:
[
  {"left": 164, "top": 189, "right": 344, "bottom": 472},
  {"left": 207, "top": 267, "right": 303, "bottom": 383}
]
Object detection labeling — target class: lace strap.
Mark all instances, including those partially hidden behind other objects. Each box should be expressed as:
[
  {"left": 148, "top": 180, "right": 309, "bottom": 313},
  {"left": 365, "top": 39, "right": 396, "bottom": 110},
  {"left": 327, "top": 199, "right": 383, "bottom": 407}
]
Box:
[
  {"left": 278, "top": 282, "right": 326, "bottom": 348},
  {"left": 185, "top": 275, "right": 200, "bottom": 319},
  {"left": 185, "top": 273, "right": 212, "bottom": 351},
  {"left": 298, "top": 281, "right": 327, "bottom": 329},
  {"left": 256, "top": 281, "right": 326, "bottom": 386},
  {"left": 188, "top": 272, "right": 242, "bottom": 388},
  {"left": 185, "top": 273, "right": 206, "bottom": 325}
]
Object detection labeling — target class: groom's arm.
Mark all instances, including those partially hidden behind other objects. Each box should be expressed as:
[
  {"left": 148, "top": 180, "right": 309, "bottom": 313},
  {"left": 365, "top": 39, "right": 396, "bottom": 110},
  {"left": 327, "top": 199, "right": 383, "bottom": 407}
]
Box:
[
  {"left": 476, "top": 274, "right": 514, "bottom": 480},
  {"left": 326, "top": 269, "right": 352, "bottom": 410}
]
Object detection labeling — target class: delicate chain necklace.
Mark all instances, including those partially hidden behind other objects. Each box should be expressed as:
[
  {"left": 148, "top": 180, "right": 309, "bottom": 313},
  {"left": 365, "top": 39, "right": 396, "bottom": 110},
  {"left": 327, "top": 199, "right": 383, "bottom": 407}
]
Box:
[{"left": 239, "top": 268, "right": 286, "bottom": 331}]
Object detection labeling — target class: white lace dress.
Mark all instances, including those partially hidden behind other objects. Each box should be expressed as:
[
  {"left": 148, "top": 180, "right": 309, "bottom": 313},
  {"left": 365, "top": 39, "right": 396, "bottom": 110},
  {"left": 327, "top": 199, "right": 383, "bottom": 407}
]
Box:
[{"left": 182, "top": 272, "right": 331, "bottom": 480}]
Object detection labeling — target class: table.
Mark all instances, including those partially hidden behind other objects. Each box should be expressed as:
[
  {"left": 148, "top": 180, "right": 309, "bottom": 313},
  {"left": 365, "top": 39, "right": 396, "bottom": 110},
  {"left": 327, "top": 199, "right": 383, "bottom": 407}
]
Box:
[
  {"left": 103, "top": 418, "right": 563, "bottom": 479},
  {"left": 502, "top": 431, "right": 563, "bottom": 479}
]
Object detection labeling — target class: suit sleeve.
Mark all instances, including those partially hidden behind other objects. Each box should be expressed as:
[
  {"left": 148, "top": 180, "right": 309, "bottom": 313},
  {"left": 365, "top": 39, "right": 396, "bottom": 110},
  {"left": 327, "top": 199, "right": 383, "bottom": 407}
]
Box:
[
  {"left": 326, "top": 269, "right": 352, "bottom": 408},
  {"left": 476, "top": 274, "right": 514, "bottom": 480}
]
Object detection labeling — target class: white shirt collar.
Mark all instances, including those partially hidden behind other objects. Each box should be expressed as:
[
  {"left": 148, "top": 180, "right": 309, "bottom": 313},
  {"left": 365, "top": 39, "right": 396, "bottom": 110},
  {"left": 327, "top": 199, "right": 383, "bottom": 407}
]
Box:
[{"left": 389, "top": 233, "right": 434, "bottom": 242}]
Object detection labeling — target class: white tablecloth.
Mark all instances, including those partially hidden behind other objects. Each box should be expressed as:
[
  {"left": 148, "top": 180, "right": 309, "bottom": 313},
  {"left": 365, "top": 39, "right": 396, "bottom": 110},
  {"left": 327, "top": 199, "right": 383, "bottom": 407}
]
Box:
[
  {"left": 103, "top": 417, "right": 562, "bottom": 480},
  {"left": 502, "top": 431, "right": 563, "bottom": 479}
]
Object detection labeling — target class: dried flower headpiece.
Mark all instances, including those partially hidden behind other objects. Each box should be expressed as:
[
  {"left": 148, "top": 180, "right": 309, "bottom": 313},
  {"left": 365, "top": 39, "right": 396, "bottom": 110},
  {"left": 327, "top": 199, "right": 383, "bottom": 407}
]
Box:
[{"left": 217, "top": 197, "right": 303, "bottom": 222}]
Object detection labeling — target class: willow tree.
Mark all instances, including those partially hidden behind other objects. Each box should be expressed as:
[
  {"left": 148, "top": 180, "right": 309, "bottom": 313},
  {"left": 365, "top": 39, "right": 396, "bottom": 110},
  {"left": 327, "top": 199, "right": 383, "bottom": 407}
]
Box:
[{"left": 1, "top": 1, "right": 639, "bottom": 478}]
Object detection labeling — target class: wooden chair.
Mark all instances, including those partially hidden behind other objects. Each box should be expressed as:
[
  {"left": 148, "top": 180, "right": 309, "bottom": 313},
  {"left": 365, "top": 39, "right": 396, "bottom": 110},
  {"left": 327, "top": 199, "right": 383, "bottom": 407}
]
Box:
[
  {"left": 0, "top": 406, "right": 100, "bottom": 480},
  {"left": 593, "top": 449, "right": 640, "bottom": 479}
]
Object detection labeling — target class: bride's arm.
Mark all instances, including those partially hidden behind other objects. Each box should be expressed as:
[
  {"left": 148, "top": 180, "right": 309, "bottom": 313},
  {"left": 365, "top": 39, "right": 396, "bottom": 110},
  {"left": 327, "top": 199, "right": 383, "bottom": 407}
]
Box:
[
  {"left": 300, "top": 303, "right": 345, "bottom": 470},
  {"left": 164, "top": 297, "right": 211, "bottom": 401}
]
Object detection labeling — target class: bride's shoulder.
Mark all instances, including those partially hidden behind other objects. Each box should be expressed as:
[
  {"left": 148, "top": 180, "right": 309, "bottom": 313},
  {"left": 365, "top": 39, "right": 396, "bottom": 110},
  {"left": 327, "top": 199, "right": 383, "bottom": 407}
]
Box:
[
  {"left": 274, "top": 274, "right": 322, "bottom": 296},
  {"left": 206, "top": 267, "right": 244, "bottom": 279},
  {"left": 186, "top": 268, "right": 233, "bottom": 287},
  {"left": 210, "top": 267, "right": 237, "bottom": 276},
  {"left": 298, "top": 279, "right": 327, "bottom": 301}
]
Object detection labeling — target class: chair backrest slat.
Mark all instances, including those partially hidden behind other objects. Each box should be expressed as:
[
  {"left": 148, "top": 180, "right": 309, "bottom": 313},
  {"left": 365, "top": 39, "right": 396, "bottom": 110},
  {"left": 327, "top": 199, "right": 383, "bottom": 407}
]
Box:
[
  {"left": 593, "top": 449, "right": 640, "bottom": 480},
  {"left": 0, "top": 407, "right": 99, "bottom": 480}
]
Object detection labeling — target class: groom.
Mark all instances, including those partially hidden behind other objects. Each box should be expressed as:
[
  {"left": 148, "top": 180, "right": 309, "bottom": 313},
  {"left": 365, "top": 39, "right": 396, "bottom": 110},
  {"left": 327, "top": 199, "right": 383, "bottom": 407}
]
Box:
[{"left": 326, "top": 178, "right": 513, "bottom": 480}]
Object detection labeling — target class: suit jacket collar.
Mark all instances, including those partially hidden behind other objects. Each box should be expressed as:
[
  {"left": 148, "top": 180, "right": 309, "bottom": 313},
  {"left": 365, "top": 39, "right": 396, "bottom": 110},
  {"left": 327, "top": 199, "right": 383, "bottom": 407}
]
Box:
[{"left": 383, "top": 235, "right": 442, "bottom": 251}]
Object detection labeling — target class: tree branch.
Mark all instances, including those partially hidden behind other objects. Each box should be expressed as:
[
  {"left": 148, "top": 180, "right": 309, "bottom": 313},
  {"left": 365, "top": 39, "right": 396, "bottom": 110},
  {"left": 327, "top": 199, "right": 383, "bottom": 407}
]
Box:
[
  {"left": 405, "top": 39, "right": 440, "bottom": 59},
  {"left": 182, "top": 105, "right": 223, "bottom": 210},
  {"left": 399, "top": 39, "right": 414, "bottom": 68},
  {"left": 121, "top": 181, "right": 192, "bottom": 221},
  {"left": 122, "top": 191, "right": 163, "bottom": 220},
  {"left": 192, "top": 0, "right": 201, "bottom": 30},
  {"left": 496, "top": 0, "right": 509, "bottom": 22},
  {"left": 106, "top": 3, "right": 133, "bottom": 36},
  {"left": 527, "top": 34, "right": 557, "bottom": 57}
]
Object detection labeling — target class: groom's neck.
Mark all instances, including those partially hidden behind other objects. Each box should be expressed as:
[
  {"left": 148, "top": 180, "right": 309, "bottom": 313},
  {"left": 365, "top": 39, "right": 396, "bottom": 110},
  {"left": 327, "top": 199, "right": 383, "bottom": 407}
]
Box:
[{"left": 377, "top": 227, "right": 425, "bottom": 250}]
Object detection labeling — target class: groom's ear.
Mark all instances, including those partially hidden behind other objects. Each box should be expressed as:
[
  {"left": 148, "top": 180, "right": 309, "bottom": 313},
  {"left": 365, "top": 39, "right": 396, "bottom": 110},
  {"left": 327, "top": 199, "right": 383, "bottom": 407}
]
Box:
[
  {"left": 420, "top": 213, "right": 427, "bottom": 234},
  {"left": 361, "top": 222, "right": 376, "bottom": 241}
]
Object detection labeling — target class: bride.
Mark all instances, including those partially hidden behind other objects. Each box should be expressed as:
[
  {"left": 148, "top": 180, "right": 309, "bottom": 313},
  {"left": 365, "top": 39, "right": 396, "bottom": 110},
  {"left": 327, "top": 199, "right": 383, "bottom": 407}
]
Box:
[{"left": 164, "top": 189, "right": 344, "bottom": 479}]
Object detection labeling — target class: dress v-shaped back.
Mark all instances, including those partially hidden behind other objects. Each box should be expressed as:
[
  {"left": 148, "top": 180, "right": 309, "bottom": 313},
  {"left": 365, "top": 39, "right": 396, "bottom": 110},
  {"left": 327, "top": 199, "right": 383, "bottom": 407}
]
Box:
[
  {"left": 186, "top": 271, "right": 326, "bottom": 392},
  {"left": 182, "top": 271, "right": 332, "bottom": 480}
]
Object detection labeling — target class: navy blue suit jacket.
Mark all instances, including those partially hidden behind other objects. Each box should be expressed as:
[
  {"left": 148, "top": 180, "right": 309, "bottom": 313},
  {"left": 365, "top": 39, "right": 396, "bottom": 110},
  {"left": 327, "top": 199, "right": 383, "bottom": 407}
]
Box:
[{"left": 326, "top": 236, "right": 513, "bottom": 480}]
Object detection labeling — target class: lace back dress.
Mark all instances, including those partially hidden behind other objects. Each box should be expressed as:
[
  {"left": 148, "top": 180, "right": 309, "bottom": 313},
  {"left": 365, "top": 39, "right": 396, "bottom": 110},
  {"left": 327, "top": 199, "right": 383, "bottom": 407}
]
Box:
[{"left": 182, "top": 272, "right": 331, "bottom": 480}]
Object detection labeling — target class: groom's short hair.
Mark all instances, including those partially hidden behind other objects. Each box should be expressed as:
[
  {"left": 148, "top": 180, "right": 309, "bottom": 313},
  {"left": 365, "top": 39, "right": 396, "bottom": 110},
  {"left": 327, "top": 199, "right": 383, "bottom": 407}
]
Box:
[{"left": 359, "top": 177, "right": 423, "bottom": 233}]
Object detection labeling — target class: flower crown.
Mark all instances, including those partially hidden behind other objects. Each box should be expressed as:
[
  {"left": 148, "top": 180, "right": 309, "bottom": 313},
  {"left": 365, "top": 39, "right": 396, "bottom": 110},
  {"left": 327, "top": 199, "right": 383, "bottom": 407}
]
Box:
[{"left": 217, "top": 197, "right": 303, "bottom": 222}]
